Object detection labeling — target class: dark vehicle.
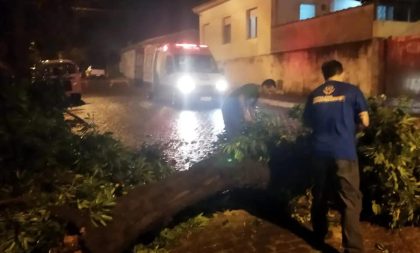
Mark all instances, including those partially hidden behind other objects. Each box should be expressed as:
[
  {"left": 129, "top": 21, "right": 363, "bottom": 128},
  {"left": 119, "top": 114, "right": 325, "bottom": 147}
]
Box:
[{"left": 32, "top": 59, "right": 82, "bottom": 100}]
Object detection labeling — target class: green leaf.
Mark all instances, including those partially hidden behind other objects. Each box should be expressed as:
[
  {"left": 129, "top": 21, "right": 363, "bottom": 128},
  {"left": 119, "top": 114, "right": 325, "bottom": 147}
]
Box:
[{"left": 372, "top": 201, "right": 382, "bottom": 215}]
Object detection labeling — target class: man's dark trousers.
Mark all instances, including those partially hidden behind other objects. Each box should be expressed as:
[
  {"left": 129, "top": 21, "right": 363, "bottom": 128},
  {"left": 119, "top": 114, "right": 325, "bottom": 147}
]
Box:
[
  {"left": 221, "top": 97, "right": 243, "bottom": 138},
  {"left": 311, "top": 158, "right": 364, "bottom": 253}
]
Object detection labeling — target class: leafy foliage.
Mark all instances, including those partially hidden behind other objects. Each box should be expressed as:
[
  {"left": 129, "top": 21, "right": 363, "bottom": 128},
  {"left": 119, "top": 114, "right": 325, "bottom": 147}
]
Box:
[
  {"left": 287, "top": 103, "right": 304, "bottom": 120},
  {"left": 221, "top": 109, "right": 313, "bottom": 219},
  {"left": 358, "top": 96, "right": 420, "bottom": 228},
  {"left": 75, "top": 132, "right": 173, "bottom": 186},
  {"left": 222, "top": 111, "right": 302, "bottom": 163},
  {"left": 222, "top": 98, "right": 419, "bottom": 228},
  {"left": 0, "top": 78, "right": 174, "bottom": 253}
]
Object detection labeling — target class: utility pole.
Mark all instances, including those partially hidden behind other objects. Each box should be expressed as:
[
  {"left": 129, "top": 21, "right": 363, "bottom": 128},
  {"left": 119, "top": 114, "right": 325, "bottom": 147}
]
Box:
[{"left": 12, "top": 0, "right": 29, "bottom": 78}]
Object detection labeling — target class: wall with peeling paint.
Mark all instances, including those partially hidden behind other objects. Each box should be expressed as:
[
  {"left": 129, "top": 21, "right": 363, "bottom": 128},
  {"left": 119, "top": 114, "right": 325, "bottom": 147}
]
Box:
[
  {"left": 386, "top": 35, "right": 420, "bottom": 98},
  {"left": 222, "top": 39, "right": 384, "bottom": 96}
]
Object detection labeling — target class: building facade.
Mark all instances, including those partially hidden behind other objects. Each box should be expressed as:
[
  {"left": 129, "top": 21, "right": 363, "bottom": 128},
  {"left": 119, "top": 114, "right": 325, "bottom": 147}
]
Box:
[{"left": 193, "top": 0, "right": 420, "bottom": 97}]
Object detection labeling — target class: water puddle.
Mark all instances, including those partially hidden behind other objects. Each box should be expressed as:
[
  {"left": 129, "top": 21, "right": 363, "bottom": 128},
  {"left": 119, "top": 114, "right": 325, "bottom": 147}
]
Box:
[{"left": 165, "top": 109, "right": 225, "bottom": 171}]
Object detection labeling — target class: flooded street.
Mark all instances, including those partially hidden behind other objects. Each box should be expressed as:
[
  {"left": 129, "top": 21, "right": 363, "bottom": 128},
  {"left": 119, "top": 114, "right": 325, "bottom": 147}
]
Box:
[
  {"left": 72, "top": 80, "right": 289, "bottom": 170},
  {"left": 72, "top": 81, "right": 228, "bottom": 170}
]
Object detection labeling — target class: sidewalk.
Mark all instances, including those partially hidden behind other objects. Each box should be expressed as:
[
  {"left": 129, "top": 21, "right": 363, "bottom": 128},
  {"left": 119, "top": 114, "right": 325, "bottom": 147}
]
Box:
[
  {"left": 259, "top": 93, "right": 306, "bottom": 109},
  {"left": 258, "top": 93, "right": 420, "bottom": 117}
]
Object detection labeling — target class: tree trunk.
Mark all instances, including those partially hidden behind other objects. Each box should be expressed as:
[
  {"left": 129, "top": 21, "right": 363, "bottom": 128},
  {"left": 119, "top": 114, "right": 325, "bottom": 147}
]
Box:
[{"left": 81, "top": 155, "right": 271, "bottom": 253}]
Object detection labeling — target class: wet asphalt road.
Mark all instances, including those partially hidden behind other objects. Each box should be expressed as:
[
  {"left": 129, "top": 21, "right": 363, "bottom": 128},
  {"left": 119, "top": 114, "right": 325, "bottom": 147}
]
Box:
[{"left": 71, "top": 79, "right": 290, "bottom": 170}]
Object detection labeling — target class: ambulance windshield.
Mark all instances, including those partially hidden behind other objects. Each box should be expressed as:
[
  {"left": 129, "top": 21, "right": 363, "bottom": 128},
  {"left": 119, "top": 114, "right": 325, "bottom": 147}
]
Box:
[{"left": 173, "top": 54, "right": 219, "bottom": 73}]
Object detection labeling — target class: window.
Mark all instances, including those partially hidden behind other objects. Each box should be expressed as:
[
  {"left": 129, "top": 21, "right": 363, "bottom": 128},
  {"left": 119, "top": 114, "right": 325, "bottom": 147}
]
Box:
[
  {"left": 222, "top": 16, "right": 231, "bottom": 44},
  {"left": 377, "top": 5, "right": 394, "bottom": 21},
  {"left": 332, "top": 0, "right": 361, "bottom": 12},
  {"left": 41, "top": 63, "right": 77, "bottom": 76},
  {"left": 300, "top": 4, "right": 316, "bottom": 20},
  {"left": 202, "top": 23, "right": 210, "bottom": 44},
  {"left": 247, "top": 8, "right": 258, "bottom": 39}
]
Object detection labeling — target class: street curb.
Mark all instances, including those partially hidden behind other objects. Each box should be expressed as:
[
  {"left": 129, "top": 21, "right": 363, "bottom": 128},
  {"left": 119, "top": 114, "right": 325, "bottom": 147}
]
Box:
[{"left": 258, "top": 98, "right": 302, "bottom": 108}]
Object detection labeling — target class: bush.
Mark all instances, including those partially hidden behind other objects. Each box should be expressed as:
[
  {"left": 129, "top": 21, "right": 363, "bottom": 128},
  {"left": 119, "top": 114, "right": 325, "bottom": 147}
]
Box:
[
  {"left": 0, "top": 78, "right": 174, "bottom": 253},
  {"left": 222, "top": 98, "right": 420, "bottom": 228},
  {"left": 221, "top": 110, "right": 313, "bottom": 213},
  {"left": 358, "top": 96, "right": 420, "bottom": 228},
  {"left": 222, "top": 111, "right": 303, "bottom": 163}
]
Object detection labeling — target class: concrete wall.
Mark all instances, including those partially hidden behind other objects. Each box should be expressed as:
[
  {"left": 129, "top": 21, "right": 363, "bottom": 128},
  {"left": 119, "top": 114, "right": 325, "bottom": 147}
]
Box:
[
  {"left": 373, "top": 21, "right": 420, "bottom": 38},
  {"left": 222, "top": 40, "right": 381, "bottom": 96},
  {"left": 119, "top": 50, "right": 135, "bottom": 79},
  {"left": 197, "top": 0, "right": 272, "bottom": 61},
  {"left": 271, "top": 4, "right": 375, "bottom": 53}
]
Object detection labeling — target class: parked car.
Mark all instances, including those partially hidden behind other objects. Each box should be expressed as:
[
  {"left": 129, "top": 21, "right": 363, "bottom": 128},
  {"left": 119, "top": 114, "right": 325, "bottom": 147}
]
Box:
[
  {"left": 32, "top": 59, "right": 82, "bottom": 100},
  {"left": 85, "top": 65, "right": 106, "bottom": 78}
]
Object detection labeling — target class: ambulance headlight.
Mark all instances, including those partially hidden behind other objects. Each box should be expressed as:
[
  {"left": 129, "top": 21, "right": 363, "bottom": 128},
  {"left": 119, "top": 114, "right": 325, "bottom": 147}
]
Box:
[
  {"left": 215, "top": 79, "right": 228, "bottom": 92},
  {"left": 176, "top": 75, "right": 196, "bottom": 94}
]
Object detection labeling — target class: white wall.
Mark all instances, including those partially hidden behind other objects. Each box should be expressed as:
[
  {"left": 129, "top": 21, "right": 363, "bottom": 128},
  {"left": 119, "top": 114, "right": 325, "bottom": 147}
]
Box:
[
  {"left": 119, "top": 50, "right": 136, "bottom": 79},
  {"left": 198, "top": 0, "right": 272, "bottom": 61},
  {"left": 373, "top": 20, "right": 420, "bottom": 38}
]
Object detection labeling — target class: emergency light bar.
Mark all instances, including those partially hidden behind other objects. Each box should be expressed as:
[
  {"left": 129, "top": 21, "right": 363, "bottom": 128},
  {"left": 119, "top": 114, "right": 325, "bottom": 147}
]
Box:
[
  {"left": 159, "top": 43, "right": 209, "bottom": 52},
  {"left": 175, "top": 43, "right": 196, "bottom": 49},
  {"left": 175, "top": 43, "right": 209, "bottom": 50}
]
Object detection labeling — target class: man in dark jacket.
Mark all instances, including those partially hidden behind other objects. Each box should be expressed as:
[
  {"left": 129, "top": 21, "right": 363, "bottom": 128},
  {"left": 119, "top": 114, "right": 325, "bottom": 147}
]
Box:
[
  {"left": 303, "top": 60, "right": 369, "bottom": 253},
  {"left": 222, "top": 79, "right": 276, "bottom": 137}
]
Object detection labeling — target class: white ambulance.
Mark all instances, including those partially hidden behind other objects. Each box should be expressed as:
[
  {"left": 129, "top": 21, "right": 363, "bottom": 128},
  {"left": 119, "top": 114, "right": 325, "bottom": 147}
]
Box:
[{"left": 143, "top": 43, "right": 228, "bottom": 105}]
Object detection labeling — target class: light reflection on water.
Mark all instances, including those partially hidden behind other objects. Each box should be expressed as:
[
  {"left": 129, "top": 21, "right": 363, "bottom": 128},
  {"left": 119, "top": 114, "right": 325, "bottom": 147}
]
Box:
[
  {"left": 210, "top": 109, "right": 225, "bottom": 136},
  {"left": 167, "top": 109, "right": 225, "bottom": 171},
  {"left": 177, "top": 111, "right": 199, "bottom": 142}
]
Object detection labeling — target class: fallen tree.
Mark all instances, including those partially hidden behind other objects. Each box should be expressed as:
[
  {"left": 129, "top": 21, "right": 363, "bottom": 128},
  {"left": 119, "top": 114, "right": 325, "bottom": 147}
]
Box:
[
  {"left": 59, "top": 129, "right": 312, "bottom": 253},
  {"left": 70, "top": 115, "right": 311, "bottom": 253},
  {"left": 60, "top": 155, "right": 271, "bottom": 253}
]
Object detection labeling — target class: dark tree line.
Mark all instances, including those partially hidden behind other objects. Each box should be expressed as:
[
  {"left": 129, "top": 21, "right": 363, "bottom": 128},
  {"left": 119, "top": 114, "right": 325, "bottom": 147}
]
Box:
[
  {"left": 0, "top": 0, "right": 80, "bottom": 77},
  {"left": 0, "top": 0, "right": 202, "bottom": 78}
]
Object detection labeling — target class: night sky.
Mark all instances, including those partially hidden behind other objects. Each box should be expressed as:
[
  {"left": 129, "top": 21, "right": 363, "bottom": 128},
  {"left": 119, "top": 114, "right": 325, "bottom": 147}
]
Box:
[
  {"left": 72, "top": 0, "right": 205, "bottom": 64},
  {"left": 0, "top": 0, "right": 205, "bottom": 66},
  {"left": 73, "top": 0, "right": 203, "bottom": 47},
  {"left": 81, "top": 0, "right": 204, "bottom": 42}
]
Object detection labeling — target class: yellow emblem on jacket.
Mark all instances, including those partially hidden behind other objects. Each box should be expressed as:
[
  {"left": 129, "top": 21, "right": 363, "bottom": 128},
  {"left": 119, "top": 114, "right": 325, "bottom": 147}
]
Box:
[
  {"left": 313, "top": 85, "right": 345, "bottom": 104},
  {"left": 323, "top": 85, "right": 335, "bottom": 95}
]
